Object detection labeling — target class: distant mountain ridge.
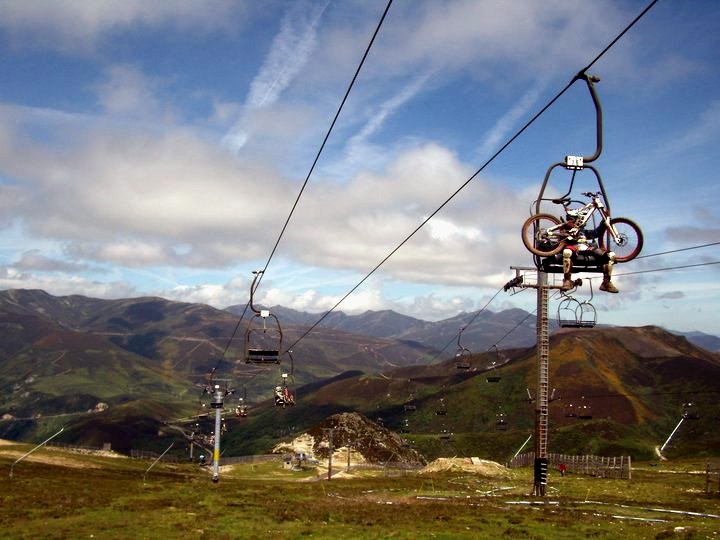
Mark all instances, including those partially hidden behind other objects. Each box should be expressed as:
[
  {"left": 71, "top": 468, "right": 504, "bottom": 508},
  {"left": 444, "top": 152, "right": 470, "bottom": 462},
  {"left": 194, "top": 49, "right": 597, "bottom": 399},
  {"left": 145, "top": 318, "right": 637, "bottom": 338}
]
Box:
[
  {"left": 226, "top": 303, "right": 720, "bottom": 353},
  {"left": 226, "top": 304, "right": 540, "bottom": 352}
]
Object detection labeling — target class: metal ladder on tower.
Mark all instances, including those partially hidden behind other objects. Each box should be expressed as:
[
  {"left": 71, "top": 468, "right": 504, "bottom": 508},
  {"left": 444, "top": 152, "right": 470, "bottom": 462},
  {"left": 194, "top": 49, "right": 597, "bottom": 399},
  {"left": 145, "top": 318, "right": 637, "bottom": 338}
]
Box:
[{"left": 534, "top": 272, "right": 550, "bottom": 495}]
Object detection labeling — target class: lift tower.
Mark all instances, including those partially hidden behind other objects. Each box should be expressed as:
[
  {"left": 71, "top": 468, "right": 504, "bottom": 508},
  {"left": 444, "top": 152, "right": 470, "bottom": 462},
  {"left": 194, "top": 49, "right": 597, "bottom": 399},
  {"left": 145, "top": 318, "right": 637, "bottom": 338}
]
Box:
[{"left": 506, "top": 267, "right": 572, "bottom": 496}]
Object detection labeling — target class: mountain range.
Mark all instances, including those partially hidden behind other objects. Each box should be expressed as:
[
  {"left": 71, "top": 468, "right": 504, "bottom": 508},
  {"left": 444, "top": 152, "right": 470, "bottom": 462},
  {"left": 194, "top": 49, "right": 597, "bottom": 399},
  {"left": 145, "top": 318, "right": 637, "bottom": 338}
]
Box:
[{"left": 2, "top": 288, "right": 719, "bottom": 460}]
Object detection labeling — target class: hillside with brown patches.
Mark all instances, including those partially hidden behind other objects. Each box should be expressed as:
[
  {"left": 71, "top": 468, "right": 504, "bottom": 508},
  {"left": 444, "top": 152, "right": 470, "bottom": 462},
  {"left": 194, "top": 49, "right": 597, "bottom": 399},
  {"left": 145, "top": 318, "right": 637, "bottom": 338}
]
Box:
[{"left": 229, "top": 326, "right": 720, "bottom": 461}]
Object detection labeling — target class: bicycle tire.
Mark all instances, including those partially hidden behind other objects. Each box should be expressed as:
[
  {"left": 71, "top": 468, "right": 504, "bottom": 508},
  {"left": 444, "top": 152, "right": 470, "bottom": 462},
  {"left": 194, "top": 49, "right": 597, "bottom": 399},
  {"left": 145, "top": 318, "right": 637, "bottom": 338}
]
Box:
[
  {"left": 521, "top": 213, "right": 566, "bottom": 257},
  {"left": 598, "top": 217, "right": 643, "bottom": 262}
]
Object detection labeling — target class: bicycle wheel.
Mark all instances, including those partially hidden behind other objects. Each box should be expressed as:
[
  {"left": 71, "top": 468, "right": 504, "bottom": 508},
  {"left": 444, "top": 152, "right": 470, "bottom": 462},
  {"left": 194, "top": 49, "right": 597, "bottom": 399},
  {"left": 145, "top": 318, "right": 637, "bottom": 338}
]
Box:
[
  {"left": 521, "top": 213, "right": 565, "bottom": 257},
  {"left": 598, "top": 217, "right": 643, "bottom": 262}
]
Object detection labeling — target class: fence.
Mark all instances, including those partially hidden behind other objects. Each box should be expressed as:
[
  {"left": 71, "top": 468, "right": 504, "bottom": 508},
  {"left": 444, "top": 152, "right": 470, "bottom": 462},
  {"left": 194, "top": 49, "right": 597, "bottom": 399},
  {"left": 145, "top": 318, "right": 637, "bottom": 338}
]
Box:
[
  {"left": 508, "top": 452, "right": 631, "bottom": 480},
  {"left": 219, "top": 454, "right": 282, "bottom": 465},
  {"left": 47, "top": 442, "right": 105, "bottom": 452},
  {"left": 129, "top": 449, "right": 180, "bottom": 463},
  {"left": 707, "top": 463, "right": 720, "bottom": 495}
]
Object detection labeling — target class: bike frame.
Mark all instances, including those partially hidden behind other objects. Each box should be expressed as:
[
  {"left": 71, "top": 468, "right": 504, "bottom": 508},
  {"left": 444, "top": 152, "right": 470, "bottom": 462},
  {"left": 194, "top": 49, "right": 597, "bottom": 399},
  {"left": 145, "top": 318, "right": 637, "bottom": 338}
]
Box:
[{"left": 546, "top": 193, "right": 619, "bottom": 244}]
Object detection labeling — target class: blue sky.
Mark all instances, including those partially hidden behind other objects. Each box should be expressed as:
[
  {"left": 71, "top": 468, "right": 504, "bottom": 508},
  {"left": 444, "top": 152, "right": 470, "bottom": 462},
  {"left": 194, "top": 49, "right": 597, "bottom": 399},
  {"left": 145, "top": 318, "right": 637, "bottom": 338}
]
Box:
[{"left": 0, "top": 0, "right": 719, "bottom": 335}]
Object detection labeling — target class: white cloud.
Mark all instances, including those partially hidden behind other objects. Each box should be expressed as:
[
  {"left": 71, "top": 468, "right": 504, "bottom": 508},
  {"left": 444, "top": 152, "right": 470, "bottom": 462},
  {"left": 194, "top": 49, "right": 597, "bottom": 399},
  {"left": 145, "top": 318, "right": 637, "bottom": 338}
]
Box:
[
  {"left": 13, "top": 250, "right": 89, "bottom": 273},
  {"left": 477, "top": 86, "right": 543, "bottom": 159},
  {"left": 0, "top": 265, "right": 136, "bottom": 299},
  {"left": 346, "top": 71, "right": 432, "bottom": 156},
  {"left": 223, "top": 0, "right": 330, "bottom": 153},
  {"left": 94, "top": 65, "right": 164, "bottom": 118},
  {"left": 160, "top": 276, "right": 247, "bottom": 307},
  {"left": 0, "top": 0, "right": 248, "bottom": 52}
]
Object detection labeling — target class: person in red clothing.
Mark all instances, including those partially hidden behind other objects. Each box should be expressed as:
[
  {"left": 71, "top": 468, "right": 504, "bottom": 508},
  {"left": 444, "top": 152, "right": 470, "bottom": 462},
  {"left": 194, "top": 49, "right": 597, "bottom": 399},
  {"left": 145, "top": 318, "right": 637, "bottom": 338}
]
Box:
[{"left": 558, "top": 463, "right": 568, "bottom": 476}]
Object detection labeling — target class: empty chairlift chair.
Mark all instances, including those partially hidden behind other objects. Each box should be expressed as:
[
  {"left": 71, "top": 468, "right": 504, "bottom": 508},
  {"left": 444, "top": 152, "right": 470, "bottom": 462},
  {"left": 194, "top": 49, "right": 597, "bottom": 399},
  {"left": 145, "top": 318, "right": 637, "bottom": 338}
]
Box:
[
  {"left": 576, "top": 397, "right": 593, "bottom": 420},
  {"left": 435, "top": 398, "right": 447, "bottom": 416},
  {"left": 244, "top": 270, "right": 283, "bottom": 364},
  {"left": 557, "top": 281, "right": 597, "bottom": 329},
  {"left": 486, "top": 345, "right": 502, "bottom": 383},
  {"left": 455, "top": 326, "right": 472, "bottom": 370},
  {"left": 682, "top": 402, "right": 699, "bottom": 420}
]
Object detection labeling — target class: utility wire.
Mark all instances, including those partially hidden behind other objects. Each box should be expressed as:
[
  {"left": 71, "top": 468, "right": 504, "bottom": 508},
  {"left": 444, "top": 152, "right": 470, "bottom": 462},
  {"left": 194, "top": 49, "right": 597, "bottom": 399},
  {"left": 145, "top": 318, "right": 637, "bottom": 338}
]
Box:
[
  {"left": 285, "top": 0, "right": 660, "bottom": 353},
  {"left": 616, "top": 260, "right": 720, "bottom": 277},
  {"left": 634, "top": 241, "right": 720, "bottom": 260},
  {"left": 425, "top": 287, "right": 507, "bottom": 364},
  {"left": 211, "top": 0, "right": 395, "bottom": 375}
]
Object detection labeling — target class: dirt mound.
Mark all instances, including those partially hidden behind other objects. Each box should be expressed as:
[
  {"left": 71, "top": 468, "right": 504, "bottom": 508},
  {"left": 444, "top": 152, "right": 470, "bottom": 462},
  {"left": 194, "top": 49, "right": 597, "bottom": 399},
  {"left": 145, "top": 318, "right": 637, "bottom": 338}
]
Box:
[
  {"left": 305, "top": 412, "right": 425, "bottom": 465},
  {"left": 272, "top": 433, "right": 316, "bottom": 456},
  {"left": 420, "top": 457, "right": 508, "bottom": 477}
]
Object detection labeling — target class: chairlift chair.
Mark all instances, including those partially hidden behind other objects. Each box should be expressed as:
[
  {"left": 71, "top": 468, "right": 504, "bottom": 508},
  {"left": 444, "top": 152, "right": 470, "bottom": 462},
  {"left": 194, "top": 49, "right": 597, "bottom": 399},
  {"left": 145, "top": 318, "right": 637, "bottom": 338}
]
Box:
[
  {"left": 557, "top": 281, "right": 597, "bottom": 329},
  {"left": 245, "top": 310, "right": 283, "bottom": 364},
  {"left": 403, "top": 398, "right": 417, "bottom": 413},
  {"left": 526, "top": 73, "right": 634, "bottom": 273},
  {"left": 435, "top": 398, "right": 447, "bottom": 416},
  {"left": 235, "top": 387, "right": 249, "bottom": 417},
  {"left": 274, "top": 355, "right": 296, "bottom": 408},
  {"left": 455, "top": 326, "right": 472, "bottom": 369},
  {"left": 564, "top": 403, "right": 577, "bottom": 418},
  {"left": 682, "top": 402, "right": 700, "bottom": 420},
  {"left": 274, "top": 373, "right": 296, "bottom": 409},
  {"left": 577, "top": 397, "right": 593, "bottom": 420},
  {"left": 486, "top": 345, "right": 502, "bottom": 382},
  {"left": 244, "top": 270, "right": 283, "bottom": 364},
  {"left": 495, "top": 412, "right": 508, "bottom": 431}
]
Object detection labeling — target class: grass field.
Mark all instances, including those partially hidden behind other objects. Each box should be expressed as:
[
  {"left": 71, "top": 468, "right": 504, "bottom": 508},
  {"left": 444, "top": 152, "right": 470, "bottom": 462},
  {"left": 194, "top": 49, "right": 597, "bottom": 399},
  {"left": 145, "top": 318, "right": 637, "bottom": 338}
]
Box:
[{"left": 2, "top": 442, "right": 719, "bottom": 539}]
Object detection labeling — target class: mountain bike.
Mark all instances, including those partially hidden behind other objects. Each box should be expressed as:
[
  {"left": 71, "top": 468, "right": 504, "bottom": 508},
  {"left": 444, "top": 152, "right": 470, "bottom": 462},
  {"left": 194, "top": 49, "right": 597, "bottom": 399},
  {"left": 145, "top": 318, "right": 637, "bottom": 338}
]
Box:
[{"left": 521, "top": 191, "right": 643, "bottom": 262}]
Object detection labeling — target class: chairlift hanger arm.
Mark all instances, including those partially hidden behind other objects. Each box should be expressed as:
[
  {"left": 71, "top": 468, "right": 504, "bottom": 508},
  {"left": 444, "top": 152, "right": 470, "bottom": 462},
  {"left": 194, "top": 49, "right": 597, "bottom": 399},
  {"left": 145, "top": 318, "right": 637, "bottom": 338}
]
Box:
[
  {"left": 574, "top": 71, "right": 603, "bottom": 165},
  {"left": 532, "top": 73, "right": 607, "bottom": 216},
  {"left": 249, "top": 270, "right": 264, "bottom": 315}
]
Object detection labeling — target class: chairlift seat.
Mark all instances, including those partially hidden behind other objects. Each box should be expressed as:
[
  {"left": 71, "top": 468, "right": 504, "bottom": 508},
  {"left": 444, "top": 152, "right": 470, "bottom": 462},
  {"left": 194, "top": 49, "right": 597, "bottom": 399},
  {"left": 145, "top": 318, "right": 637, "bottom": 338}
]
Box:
[
  {"left": 403, "top": 403, "right": 417, "bottom": 412},
  {"left": 486, "top": 375, "right": 501, "bottom": 383},
  {"left": 246, "top": 348, "right": 280, "bottom": 364},
  {"left": 559, "top": 319, "right": 596, "bottom": 329},
  {"left": 456, "top": 362, "right": 471, "bottom": 369},
  {"left": 436, "top": 409, "right": 447, "bottom": 416},
  {"left": 541, "top": 251, "right": 605, "bottom": 274}
]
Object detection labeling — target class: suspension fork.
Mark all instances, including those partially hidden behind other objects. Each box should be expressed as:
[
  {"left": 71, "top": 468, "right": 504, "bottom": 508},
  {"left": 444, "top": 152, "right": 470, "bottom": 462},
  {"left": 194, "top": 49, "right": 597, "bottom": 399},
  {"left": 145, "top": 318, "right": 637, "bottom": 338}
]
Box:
[{"left": 598, "top": 207, "right": 620, "bottom": 242}]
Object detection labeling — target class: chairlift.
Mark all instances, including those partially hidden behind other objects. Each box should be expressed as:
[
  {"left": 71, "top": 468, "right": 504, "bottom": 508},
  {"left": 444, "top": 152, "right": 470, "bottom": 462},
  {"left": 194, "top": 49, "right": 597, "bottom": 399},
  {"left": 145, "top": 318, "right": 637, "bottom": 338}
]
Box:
[
  {"left": 486, "top": 345, "right": 502, "bottom": 382},
  {"left": 245, "top": 270, "right": 283, "bottom": 364},
  {"left": 403, "top": 379, "right": 417, "bottom": 412},
  {"left": 495, "top": 412, "right": 508, "bottom": 431},
  {"left": 403, "top": 396, "right": 417, "bottom": 413},
  {"left": 681, "top": 402, "right": 699, "bottom": 420},
  {"left": 526, "top": 73, "right": 617, "bottom": 274},
  {"left": 439, "top": 425, "right": 452, "bottom": 441},
  {"left": 564, "top": 403, "right": 577, "bottom": 418},
  {"left": 400, "top": 419, "right": 411, "bottom": 434},
  {"left": 235, "top": 387, "right": 248, "bottom": 417},
  {"left": 274, "top": 372, "right": 296, "bottom": 408},
  {"left": 455, "top": 326, "right": 472, "bottom": 369},
  {"left": 435, "top": 398, "right": 447, "bottom": 416},
  {"left": 577, "top": 397, "right": 593, "bottom": 420},
  {"left": 557, "top": 282, "right": 597, "bottom": 329}
]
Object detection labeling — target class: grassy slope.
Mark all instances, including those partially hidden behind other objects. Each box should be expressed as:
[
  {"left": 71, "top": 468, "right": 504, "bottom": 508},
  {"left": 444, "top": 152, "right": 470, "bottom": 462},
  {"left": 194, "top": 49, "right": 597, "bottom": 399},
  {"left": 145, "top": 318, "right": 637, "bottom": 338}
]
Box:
[{"left": 1, "top": 443, "right": 719, "bottom": 539}]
